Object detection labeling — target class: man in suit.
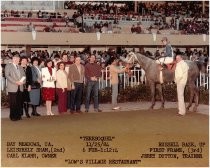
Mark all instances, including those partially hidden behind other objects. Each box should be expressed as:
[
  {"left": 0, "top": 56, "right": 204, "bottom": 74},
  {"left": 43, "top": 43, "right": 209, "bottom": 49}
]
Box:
[
  {"left": 68, "top": 57, "right": 85, "bottom": 114},
  {"left": 5, "top": 54, "right": 26, "bottom": 121}
]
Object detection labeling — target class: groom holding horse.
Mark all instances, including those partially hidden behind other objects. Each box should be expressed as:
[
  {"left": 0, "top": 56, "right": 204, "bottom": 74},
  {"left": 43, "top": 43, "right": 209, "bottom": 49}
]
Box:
[{"left": 175, "top": 55, "right": 189, "bottom": 116}]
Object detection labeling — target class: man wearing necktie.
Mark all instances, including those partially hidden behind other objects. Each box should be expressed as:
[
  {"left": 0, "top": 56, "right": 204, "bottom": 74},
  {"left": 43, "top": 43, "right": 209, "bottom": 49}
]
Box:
[{"left": 5, "top": 54, "right": 26, "bottom": 121}]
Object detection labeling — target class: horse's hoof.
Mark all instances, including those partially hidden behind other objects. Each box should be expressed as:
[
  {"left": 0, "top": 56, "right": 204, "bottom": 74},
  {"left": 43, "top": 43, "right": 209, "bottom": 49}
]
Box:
[
  {"left": 160, "top": 106, "right": 164, "bottom": 110},
  {"left": 192, "top": 107, "right": 197, "bottom": 113}
]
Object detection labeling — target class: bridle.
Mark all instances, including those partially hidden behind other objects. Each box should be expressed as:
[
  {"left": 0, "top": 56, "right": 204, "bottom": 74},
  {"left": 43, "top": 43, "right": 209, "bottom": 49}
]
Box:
[{"left": 127, "top": 52, "right": 138, "bottom": 64}]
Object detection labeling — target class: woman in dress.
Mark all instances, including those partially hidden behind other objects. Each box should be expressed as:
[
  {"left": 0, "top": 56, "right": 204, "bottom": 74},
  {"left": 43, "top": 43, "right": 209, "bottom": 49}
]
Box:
[
  {"left": 56, "top": 62, "right": 68, "bottom": 114},
  {"left": 20, "top": 56, "right": 32, "bottom": 118},
  {"left": 30, "top": 57, "right": 41, "bottom": 116},
  {"left": 41, "top": 59, "right": 56, "bottom": 115}
]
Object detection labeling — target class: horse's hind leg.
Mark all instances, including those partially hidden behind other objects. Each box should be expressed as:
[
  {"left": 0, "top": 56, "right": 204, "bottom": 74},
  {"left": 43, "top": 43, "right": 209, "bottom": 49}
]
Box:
[
  {"left": 186, "top": 84, "right": 199, "bottom": 112},
  {"left": 192, "top": 86, "right": 199, "bottom": 112},
  {"left": 157, "top": 84, "right": 164, "bottom": 109},
  {"left": 186, "top": 85, "right": 194, "bottom": 111},
  {"left": 149, "top": 82, "right": 156, "bottom": 109}
]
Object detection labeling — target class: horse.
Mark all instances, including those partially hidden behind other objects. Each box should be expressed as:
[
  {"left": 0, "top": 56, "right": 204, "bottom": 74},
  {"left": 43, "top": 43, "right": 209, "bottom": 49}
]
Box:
[{"left": 121, "top": 52, "right": 200, "bottom": 112}]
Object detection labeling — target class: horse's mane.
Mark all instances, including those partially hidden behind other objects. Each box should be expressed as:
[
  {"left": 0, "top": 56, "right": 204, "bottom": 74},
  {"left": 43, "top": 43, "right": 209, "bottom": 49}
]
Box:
[{"left": 136, "top": 52, "right": 156, "bottom": 60}]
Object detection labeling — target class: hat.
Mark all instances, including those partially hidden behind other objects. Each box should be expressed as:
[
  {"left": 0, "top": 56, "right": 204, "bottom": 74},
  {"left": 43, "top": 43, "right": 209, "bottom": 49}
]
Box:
[{"left": 161, "top": 37, "right": 168, "bottom": 42}]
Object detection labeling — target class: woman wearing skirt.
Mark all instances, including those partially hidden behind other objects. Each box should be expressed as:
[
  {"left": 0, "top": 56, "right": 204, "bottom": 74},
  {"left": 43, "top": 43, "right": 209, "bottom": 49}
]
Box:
[
  {"left": 20, "top": 56, "right": 32, "bottom": 118},
  {"left": 30, "top": 57, "right": 41, "bottom": 116},
  {"left": 41, "top": 59, "right": 56, "bottom": 115}
]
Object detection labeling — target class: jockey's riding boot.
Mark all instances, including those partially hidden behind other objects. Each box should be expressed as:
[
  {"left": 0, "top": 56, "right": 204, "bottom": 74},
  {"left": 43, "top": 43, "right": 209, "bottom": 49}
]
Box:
[{"left": 24, "top": 103, "right": 30, "bottom": 118}]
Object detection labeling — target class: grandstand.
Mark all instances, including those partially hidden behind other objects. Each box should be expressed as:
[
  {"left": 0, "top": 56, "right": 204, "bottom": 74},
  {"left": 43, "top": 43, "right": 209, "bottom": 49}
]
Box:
[{"left": 1, "top": 1, "right": 209, "bottom": 54}]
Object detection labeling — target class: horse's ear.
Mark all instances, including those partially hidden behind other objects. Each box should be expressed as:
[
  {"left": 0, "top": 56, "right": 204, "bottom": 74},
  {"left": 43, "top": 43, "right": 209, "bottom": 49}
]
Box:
[{"left": 129, "top": 51, "right": 134, "bottom": 55}]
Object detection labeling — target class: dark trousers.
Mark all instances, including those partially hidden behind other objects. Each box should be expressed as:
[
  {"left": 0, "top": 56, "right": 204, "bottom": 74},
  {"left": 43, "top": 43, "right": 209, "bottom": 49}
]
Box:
[
  {"left": 70, "top": 82, "right": 83, "bottom": 111},
  {"left": 67, "top": 91, "right": 72, "bottom": 109},
  {"left": 85, "top": 81, "right": 99, "bottom": 110},
  {"left": 8, "top": 89, "right": 23, "bottom": 120},
  {"left": 56, "top": 88, "right": 67, "bottom": 113}
]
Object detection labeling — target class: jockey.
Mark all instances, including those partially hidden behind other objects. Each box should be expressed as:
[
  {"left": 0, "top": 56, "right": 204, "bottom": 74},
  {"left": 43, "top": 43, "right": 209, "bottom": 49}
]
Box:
[{"left": 155, "top": 37, "right": 174, "bottom": 66}]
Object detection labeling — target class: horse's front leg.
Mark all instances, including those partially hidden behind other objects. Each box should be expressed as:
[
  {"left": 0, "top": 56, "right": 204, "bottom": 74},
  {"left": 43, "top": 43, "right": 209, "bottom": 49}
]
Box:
[
  {"left": 149, "top": 82, "right": 156, "bottom": 109},
  {"left": 157, "top": 84, "right": 164, "bottom": 109}
]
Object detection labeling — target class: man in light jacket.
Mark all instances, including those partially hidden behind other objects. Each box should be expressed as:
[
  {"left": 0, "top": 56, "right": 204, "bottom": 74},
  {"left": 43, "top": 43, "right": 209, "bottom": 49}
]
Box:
[
  {"left": 175, "top": 55, "right": 189, "bottom": 116},
  {"left": 5, "top": 54, "right": 26, "bottom": 121},
  {"left": 68, "top": 57, "right": 85, "bottom": 113},
  {"left": 109, "top": 58, "right": 128, "bottom": 110}
]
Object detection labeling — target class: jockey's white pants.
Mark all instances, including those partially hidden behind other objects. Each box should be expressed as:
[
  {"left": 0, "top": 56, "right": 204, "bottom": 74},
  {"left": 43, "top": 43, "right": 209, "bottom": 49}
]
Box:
[
  {"left": 177, "top": 83, "right": 187, "bottom": 115},
  {"left": 156, "top": 57, "right": 174, "bottom": 64}
]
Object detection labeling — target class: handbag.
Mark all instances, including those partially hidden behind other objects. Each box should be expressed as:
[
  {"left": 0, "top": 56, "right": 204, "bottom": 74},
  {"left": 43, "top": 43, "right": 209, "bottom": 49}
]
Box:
[{"left": 31, "top": 81, "right": 41, "bottom": 89}]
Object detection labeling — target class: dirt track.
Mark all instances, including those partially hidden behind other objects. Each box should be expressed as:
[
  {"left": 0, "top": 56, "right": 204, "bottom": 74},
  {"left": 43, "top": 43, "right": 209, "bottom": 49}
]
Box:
[{"left": 1, "top": 108, "right": 209, "bottom": 167}]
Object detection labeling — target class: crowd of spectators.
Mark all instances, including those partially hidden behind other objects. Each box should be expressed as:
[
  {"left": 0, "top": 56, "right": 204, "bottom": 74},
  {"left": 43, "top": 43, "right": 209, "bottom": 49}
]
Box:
[
  {"left": 64, "top": 1, "right": 208, "bottom": 18},
  {"left": 1, "top": 1, "right": 209, "bottom": 34},
  {"left": 1, "top": 49, "right": 122, "bottom": 68},
  {"left": 1, "top": 9, "right": 63, "bottom": 20},
  {"left": 63, "top": 1, "right": 209, "bottom": 35},
  {"left": 1, "top": 47, "right": 209, "bottom": 95},
  {"left": 179, "top": 18, "right": 209, "bottom": 35},
  {"left": 1, "top": 47, "right": 209, "bottom": 69}
]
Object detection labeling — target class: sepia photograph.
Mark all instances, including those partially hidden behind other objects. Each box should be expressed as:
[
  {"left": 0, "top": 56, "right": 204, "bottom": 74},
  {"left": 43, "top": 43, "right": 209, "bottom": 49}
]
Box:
[{"left": 1, "top": 0, "right": 209, "bottom": 167}]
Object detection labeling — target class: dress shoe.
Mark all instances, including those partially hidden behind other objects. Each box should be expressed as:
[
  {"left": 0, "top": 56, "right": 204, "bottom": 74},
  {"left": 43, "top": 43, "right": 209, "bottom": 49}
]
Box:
[
  {"left": 26, "top": 114, "right": 31, "bottom": 118},
  {"left": 50, "top": 112, "right": 54, "bottom": 116},
  {"left": 176, "top": 113, "right": 185, "bottom": 116},
  {"left": 112, "top": 106, "right": 120, "bottom": 110},
  {"left": 70, "top": 110, "right": 75, "bottom": 114},
  {"left": 32, "top": 112, "right": 41, "bottom": 116},
  {"left": 85, "top": 109, "right": 89, "bottom": 113},
  {"left": 76, "top": 110, "right": 83, "bottom": 114},
  {"left": 94, "top": 109, "right": 102, "bottom": 112}
]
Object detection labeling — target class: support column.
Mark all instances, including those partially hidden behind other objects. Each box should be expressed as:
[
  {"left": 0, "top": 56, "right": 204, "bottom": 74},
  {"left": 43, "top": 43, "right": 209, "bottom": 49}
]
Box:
[
  {"left": 55, "top": 1, "right": 64, "bottom": 9},
  {"left": 139, "top": 47, "right": 145, "bottom": 54},
  {"left": 202, "top": 1, "right": 205, "bottom": 14},
  {"left": 134, "top": 1, "right": 138, "bottom": 13}
]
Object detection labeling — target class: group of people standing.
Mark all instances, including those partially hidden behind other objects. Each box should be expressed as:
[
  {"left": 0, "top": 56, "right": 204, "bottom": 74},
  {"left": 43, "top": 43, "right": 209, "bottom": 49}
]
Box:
[
  {"left": 5, "top": 53, "right": 130, "bottom": 121},
  {"left": 5, "top": 36, "right": 189, "bottom": 121}
]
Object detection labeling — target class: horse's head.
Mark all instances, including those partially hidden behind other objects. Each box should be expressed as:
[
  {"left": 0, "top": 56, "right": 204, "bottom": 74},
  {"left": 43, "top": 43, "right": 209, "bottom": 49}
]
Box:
[{"left": 120, "top": 52, "right": 138, "bottom": 64}]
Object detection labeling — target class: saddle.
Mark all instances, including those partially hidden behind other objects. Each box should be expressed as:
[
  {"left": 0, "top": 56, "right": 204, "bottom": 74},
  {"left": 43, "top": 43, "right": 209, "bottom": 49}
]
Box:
[
  {"left": 158, "top": 61, "right": 176, "bottom": 84},
  {"left": 158, "top": 61, "right": 177, "bottom": 72}
]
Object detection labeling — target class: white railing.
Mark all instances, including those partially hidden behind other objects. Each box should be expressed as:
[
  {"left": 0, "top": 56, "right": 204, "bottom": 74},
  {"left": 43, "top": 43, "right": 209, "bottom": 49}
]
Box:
[
  {"left": 196, "top": 71, "right": 209, "bottom": 90},
  {"left": 1, "top": 68, "right": 209, "bottom": 91},
  {"left": 98, "top": 67, "right": 209, "bottom": 90}
]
